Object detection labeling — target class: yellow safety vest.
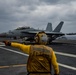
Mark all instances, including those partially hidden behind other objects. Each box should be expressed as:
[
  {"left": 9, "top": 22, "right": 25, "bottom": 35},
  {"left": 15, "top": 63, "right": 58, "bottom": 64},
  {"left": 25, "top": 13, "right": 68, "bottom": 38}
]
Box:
[
  {"left": 27, "top": 45, "right": 52, "bottom": 73},
  {"left": 11, "top": 42, "right": 59, "bottom": 75}
]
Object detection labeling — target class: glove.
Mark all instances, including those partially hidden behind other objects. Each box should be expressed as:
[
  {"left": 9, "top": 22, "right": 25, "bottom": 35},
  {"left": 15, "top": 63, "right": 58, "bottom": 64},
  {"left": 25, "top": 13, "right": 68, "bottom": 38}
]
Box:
[
  {"left": 54, "top": 74, "right": 59, "bottom": 75},
  {"left": 3, "top": 40, "right": 11, "bottom": 46}
]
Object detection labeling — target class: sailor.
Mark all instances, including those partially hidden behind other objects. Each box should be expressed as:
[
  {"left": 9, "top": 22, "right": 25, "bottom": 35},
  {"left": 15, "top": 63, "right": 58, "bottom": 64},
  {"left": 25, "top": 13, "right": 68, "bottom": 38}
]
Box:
[{"left": 3, "top": 31, "right": 59, "bottom": 75}]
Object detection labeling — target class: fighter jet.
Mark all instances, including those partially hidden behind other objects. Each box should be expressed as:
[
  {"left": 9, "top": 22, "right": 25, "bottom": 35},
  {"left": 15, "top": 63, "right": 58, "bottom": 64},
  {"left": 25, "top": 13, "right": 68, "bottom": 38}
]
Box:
[
  {"left": 0, "top": 21, "right": 64, "bottom": 43},
  {"left": 21, "top": 21, "right": 64, "bottom": 43},
  {"left": 0, "top": 23, "right": 52, "bottom": 38}
]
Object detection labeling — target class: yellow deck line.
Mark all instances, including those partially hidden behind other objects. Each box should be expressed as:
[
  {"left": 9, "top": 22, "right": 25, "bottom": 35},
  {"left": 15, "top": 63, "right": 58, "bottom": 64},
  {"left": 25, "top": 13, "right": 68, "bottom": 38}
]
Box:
[{"left": 0, "top": 64, "right": 27, "bottom": 69}]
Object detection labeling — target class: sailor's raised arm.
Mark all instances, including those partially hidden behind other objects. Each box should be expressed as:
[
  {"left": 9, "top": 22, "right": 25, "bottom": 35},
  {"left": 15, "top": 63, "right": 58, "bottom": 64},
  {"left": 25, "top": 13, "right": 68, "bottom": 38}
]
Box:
[{"left": 3, "top": 40, "right": 30, "bottom": 54}]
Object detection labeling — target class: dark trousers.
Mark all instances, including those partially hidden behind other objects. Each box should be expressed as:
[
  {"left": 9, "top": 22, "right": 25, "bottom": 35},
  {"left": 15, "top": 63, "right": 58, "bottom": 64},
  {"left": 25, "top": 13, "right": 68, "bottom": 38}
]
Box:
[{"left": 27, "top": 72, "right": 51, "bottom": 75}]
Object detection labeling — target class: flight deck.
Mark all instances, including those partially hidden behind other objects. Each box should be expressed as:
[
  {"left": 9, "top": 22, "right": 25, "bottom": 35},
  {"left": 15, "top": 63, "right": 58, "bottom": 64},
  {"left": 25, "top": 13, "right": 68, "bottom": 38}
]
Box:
[{"left": 0, "top": 39, "right": 76, "bottom": 75}]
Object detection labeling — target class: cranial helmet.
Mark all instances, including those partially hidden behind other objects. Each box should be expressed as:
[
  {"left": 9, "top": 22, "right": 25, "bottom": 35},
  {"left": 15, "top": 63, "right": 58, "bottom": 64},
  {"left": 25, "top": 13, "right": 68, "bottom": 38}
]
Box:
[{"left": 34, "top": 31, "right": 48, "bottom": 45}]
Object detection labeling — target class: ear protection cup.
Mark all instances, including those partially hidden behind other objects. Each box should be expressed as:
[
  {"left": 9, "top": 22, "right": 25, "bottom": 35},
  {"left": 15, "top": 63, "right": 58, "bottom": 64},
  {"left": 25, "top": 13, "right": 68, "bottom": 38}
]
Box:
[{"left": 35, "top": 34, "right": 40, "bottom": 44}]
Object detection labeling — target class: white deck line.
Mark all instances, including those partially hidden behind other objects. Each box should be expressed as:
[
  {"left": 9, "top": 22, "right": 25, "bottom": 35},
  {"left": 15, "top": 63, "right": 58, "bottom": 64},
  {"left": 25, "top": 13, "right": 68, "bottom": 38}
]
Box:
[
  {"left": 55, "top": 51, "right": 76, "bottom": 58},
  {"left": 0, "top": 46, "right": 76, "bottom": 70}
]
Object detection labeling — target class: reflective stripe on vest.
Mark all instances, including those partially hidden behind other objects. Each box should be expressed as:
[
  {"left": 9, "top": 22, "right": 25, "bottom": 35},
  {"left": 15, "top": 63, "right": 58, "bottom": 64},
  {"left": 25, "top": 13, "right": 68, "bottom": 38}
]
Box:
[{"left": 27, "top": 45, "right": 52, "bottom": 73}]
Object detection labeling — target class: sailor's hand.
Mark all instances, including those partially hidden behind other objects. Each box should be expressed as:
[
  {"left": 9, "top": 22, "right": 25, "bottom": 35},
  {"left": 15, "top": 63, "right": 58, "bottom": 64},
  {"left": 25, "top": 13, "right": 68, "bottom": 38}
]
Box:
[{"left": 3, "top": 40, "right": 11, "bottom": 46}]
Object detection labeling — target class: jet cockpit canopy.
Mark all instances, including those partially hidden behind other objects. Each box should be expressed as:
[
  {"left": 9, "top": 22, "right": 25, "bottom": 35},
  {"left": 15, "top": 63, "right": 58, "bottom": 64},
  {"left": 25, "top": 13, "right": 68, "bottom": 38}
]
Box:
[{"left": 15, "top": 26, "right": 30, "bottom": 30}]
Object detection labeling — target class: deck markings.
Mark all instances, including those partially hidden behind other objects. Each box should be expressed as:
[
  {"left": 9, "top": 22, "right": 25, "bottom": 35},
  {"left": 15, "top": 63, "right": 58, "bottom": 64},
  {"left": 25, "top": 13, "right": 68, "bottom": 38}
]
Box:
[
  {"left": 0, "top": 64, "right": 27, "bottom": 69},
  {"left": 0, "top": 46, "right": 29, "bottom": 56},
  {"left": 0, "top": 46, "right": 76, "bottom": 70},
  {"left": 59, "top": 63, "right": 76, "bottom": 71},
  {"left": 0, "top": 45, "right": 5, "bottom": 46},
  {"left": 55, "top": 51, "right": 76, "bottom": 58}
]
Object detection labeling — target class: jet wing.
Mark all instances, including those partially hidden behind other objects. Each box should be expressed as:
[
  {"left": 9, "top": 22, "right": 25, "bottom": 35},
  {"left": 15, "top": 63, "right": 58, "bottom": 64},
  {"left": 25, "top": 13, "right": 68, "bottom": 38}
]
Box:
[
  {"left": 22, "top": 31, "right": 64, "bottom": 34},
  {"left": 21, "top": 31, "right": 36, "bottom": 37},
  {"left": 21, "top": 31, "right": 65, "bottom": 37},
  {"left": 21, "top": 31, "right": 65, "bottom": 42}
]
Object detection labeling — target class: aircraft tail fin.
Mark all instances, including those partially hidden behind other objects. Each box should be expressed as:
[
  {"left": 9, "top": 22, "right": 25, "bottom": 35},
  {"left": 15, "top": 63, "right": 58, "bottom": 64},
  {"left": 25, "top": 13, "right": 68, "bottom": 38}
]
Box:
[
  {"left": 46, "top": 23, "right": 52, "bottom": 32},
  {"left": 53, "top": 21, "right": 64, "bottom": 32}
]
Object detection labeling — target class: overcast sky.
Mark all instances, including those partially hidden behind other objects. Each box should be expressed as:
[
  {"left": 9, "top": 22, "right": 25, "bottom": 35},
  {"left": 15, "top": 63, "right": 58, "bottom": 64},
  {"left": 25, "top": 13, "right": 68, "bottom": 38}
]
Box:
[{"left": 0, "top": 0, "right": 76, "bottom": 33}]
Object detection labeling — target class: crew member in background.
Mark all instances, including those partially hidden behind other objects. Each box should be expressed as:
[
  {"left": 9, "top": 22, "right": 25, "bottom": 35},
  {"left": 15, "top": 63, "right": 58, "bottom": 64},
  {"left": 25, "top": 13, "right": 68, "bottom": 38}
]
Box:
[{"left": 3, "top": 31, "right": 59, "bottom": 75}]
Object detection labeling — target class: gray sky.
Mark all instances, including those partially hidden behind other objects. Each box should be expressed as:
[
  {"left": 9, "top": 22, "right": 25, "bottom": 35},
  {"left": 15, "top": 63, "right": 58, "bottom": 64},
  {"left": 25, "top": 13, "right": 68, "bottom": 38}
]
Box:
[{"left": 0, "top": 0, "right": 76, "bottom": 33}]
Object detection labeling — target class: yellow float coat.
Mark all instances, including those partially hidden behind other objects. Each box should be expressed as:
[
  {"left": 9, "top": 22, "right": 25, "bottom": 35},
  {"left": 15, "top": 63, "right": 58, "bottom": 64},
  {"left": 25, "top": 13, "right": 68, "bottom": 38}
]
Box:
[{"left": 11, "top": 42, "right": 59, "bottom": 74}]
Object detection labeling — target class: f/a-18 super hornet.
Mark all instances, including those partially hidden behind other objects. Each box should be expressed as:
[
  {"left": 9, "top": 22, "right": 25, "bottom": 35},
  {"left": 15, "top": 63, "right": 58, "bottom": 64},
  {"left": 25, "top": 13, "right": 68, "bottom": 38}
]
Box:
[{"left": 0, "top": 21, "right": 64, "bottom": 43}]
